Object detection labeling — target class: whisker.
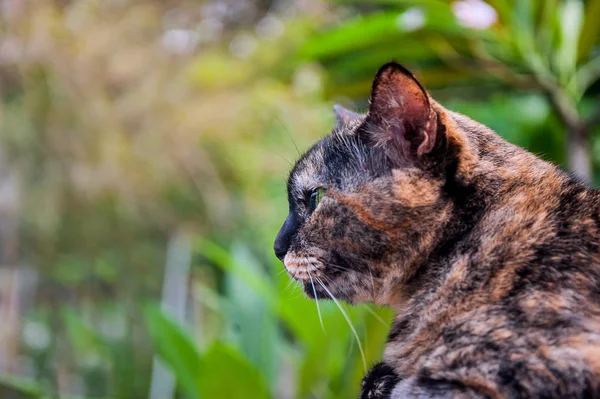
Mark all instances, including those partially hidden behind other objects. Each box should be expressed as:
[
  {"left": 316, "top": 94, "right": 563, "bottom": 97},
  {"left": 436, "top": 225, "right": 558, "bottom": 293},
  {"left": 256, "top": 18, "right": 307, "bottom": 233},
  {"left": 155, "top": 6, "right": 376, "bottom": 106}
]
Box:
[
  {"left": 274, "top": 153, "right": 293, "bottom": 167},
  {"left": 318, "top": 275, "right": 386, "bottom": 325},
  {"left": 318, "top": 274, "right": 337, "bottom": 287},
  {"left": 325, "top": 263, "right": 351, "bottom": 272},
  {"left": 315, "top": 276, "right": 367, "bottom": 371},
  {"left": 243, "top": 146, "right": 293, "bottom": 168},
  {"left": 278, "top": 267, "right": 300, "bottom": 294},
  {"left": 289, "top": 290, "right": 306, "bottom": 301},
  {"left": 368, "top": 269, "right": 376, "bottom": 298},
  {"left": 308, "top": 271, "right": 326, "bottom": 334},
  {"left": 365, "top": 305, "right": 388, "bottom": 327},
  {"left": 282, "top": 277, "right": 299, "bottom": 294},
  {"left": 325, "top": 262, "right": 380, "bottom": 304},
  {"left": 274, "top": 114, "right": 301, "bottom": 156}
]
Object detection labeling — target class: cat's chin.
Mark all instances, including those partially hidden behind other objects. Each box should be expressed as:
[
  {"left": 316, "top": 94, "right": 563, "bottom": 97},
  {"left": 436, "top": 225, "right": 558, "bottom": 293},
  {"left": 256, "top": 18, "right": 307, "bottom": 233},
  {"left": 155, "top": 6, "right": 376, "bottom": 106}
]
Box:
[
  {"left": 302, "top": 281, "right": 328, "bottom": 300},
  {"left": 302, "top": 281, "right": 354, "bottom": 303}
]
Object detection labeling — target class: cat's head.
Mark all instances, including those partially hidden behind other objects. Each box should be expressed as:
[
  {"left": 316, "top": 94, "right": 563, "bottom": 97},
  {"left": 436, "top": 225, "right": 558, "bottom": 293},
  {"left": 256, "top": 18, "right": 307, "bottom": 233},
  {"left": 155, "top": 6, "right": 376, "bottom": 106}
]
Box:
[{"left": 274, "top": 62, "right": 471, "bottom": 305}]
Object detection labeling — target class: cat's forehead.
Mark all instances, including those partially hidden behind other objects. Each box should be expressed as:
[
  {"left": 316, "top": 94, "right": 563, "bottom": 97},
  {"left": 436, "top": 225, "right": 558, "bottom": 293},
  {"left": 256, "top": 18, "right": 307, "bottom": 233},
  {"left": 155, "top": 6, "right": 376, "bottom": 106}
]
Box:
[
  {"left": 287, "top": 119, "right": 366, "bottom": 199},
  {"left": 288, "top": 140, "right": 327, "bottom": 199}
]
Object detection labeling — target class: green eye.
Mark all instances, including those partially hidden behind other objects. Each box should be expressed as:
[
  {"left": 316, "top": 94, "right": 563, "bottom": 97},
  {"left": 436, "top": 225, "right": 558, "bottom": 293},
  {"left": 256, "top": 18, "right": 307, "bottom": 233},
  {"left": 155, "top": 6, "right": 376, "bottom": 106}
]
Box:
[{"left": 309, "top": 187, "right": 326, "bottom": 212}]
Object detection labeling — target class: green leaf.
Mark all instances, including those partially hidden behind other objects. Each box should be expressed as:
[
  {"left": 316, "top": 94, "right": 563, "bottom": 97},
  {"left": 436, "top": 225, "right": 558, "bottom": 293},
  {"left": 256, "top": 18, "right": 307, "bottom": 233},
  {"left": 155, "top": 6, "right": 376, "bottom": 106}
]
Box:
[
  {"left": 573, "top": 55, "right": 600, "bottom": 98},
  {"left": 300, "top": 13, "right": 407, "bottom": 59},
  {"left": 325, "top": 44, "right": 437, "bottom": 82},
  {"left": 577, "top": 0, "right": 600, "bottom": 61},
  {"left": 223, "top": 243, "right": 279, "bottom": 384},
  {"left": 145, "top": 304, "right": 202, "bottom": 399},
  {"left": 198, "top": 343, "right": 271, "bottom": 399},
  {"left": 511, "top": 0, "right": 553, "bottom": 82},
  {"left": 197, "top": 239, "right": 278, "bottom": 310},
  {"left": 536, "top": 0, "right": 560, "bottom": 57},
  {"left": 485, "top": 0, "right": 513, "bottom": 25},
  {"left": 556, "top": 0, "right": 584, "bottom": 85},
  {"left": 62, "top": 308, "right": 100, "bottom": 353},
  {"left": 0, "top": 374, "right": 41, "bottom": 398},
  {"left": 299, "top": 7, "right": 472, "bottom": 61}
]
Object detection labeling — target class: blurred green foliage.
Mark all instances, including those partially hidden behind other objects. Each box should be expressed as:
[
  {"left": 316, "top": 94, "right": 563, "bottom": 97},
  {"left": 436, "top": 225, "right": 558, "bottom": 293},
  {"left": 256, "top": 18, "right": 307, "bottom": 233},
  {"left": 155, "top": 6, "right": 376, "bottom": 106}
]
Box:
[
  {"left": 302, "top": 0, "right": 600, "bottom": 180},
  {"left": 0, "top": 0, "right": 598, "bottom": 398}
]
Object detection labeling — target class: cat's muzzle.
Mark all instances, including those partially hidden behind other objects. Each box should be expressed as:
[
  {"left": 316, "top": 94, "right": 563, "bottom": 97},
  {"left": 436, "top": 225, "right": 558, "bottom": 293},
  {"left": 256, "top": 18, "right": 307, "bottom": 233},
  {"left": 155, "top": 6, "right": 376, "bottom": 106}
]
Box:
[{"left": 283, "top": 254, "right": 324, "bottom": 281}]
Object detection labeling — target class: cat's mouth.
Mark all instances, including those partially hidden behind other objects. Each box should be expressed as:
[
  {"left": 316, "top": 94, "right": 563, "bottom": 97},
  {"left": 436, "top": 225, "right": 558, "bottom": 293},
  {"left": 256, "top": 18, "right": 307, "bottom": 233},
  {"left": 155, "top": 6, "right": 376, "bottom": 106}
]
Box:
[
  {"left": 303, "top": 282, "right": 328, "bottom": 299},
  {"left": 283, "top": 253, "right": 340, "bottom": 300}
]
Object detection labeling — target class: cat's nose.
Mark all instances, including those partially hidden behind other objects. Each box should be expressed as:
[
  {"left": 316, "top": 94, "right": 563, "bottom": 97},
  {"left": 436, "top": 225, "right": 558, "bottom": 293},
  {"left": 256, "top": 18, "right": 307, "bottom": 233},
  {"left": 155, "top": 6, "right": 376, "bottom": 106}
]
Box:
[
  {"left": 274, "top": 241, "right": 287, "bottom": 261},
  {"left": 274, "top": 213, "right": 297, "bottom": 261}
]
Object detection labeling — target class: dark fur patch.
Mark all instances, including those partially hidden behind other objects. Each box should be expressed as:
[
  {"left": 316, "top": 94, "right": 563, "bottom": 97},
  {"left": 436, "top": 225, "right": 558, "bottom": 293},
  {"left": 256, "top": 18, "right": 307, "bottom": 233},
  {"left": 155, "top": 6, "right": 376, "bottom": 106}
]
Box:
[{"left": 360, "top": 362, "right": 401, "bottom": 399}]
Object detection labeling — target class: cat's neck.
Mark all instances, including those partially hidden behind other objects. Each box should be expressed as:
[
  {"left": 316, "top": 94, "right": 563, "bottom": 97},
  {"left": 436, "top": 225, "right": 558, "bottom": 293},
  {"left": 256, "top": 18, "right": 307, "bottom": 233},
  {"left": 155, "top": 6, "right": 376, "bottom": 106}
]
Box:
[
  {"left": 386, "top": 175, "right": 600, "bottom": 360},
  {"left": 390, "top": 116, "right": 600, "bottom": 315}
]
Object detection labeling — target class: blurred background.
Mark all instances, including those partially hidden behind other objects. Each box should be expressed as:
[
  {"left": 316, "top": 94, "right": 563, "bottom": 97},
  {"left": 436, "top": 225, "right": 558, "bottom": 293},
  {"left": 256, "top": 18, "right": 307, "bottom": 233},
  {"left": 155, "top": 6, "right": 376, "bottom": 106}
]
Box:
[{"left": 0, "top": 0, "right": 598, "bottom": 398}]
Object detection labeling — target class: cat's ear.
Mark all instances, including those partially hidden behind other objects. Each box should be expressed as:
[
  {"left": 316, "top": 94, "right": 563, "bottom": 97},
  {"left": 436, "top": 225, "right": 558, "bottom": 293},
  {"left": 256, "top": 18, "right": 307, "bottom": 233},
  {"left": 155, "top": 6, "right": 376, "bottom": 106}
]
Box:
[
  {"left": 334, "top": 104, "right": 362, "bottom": 125},
  {"left": 366, "top": 62, "right": 439, "bottom": 163}
]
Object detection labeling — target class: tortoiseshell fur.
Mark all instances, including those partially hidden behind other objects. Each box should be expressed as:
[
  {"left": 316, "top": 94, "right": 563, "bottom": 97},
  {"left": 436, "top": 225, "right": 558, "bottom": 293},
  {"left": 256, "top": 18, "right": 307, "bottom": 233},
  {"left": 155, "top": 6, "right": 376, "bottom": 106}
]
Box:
[{"left": 274, "top": 62, "right": 600, "bottom": 398}]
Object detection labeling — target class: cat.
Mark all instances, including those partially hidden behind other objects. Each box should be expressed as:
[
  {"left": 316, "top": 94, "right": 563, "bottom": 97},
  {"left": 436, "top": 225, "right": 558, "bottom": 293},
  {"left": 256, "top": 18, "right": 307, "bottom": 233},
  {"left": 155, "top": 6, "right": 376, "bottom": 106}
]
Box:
[{"left": 273, "top": 61, "right": 600, "bottom": 398}]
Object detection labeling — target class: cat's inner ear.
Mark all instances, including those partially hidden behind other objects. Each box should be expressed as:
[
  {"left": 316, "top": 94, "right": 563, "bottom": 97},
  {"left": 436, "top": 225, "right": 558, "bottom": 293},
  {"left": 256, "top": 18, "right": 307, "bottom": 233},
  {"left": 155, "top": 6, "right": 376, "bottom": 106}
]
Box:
[
  {"left": 334, "top": 104, "right": 362, "bottom": 125},
  {"left": 366, "top": 62, "right": 438, "bottom": 162}
]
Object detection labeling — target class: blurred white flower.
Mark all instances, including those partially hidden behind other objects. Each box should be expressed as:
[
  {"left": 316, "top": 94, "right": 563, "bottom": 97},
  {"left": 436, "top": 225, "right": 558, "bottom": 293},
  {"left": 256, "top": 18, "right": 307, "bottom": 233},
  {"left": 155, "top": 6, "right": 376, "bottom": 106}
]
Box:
[
  {"left": 293, "top": 64, "right": 323, "bottom": 97},
  {"left": 256, "top": 14, "right": 285, "bottom": 40},
  {"left": 201, "top": 2, "right": 228, "bottom": 20},
  {"left": 100, "top": 313, "right": 126, "bottom": 341},
  {"left": 82, "top": 350, "right": 106, "bottom": 369},
  {"left": 198, "top": 18, "right": 223, "bottom": 43},
  {"left": 23, "top": 320, "right": 51, "bottom": 351},
  {"left": 397, "top": 7, "right": 426, "bottom": 32},
  {"left": 519, "top": 95, "right": 549, "bottom": 124},
  {"left": 161, "top": 29, "right": 199, "bottom": 55},
  {"left": 229, "top": 32, "right": 257, "bottom": 59},
  {"left": 452, "top": 0, "right": 498, "bottom": 30},
  {"left": 0, "top": 38, "right": 21, "bottom": 63}
]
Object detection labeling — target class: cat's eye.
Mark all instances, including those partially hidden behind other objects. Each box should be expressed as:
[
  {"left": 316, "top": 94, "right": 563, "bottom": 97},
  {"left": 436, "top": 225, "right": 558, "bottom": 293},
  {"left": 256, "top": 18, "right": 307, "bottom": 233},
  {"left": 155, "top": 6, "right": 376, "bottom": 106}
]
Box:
[{"left": 308, "top": 187, "right": 326, "bottom": 212}]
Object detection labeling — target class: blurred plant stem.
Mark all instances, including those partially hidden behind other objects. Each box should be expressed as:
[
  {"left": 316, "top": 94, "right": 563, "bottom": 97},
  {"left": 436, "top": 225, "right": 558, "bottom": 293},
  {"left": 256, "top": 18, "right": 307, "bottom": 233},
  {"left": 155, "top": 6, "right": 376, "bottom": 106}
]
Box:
[
  {"left": 149, "top": 229, "right": 192, "bottom": 399},
  {"left": 538, "top": 77, "right": 597, "bottom": 181},
  {"left": 0, "top": 166, "right": 21, "bottom": 374}
]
